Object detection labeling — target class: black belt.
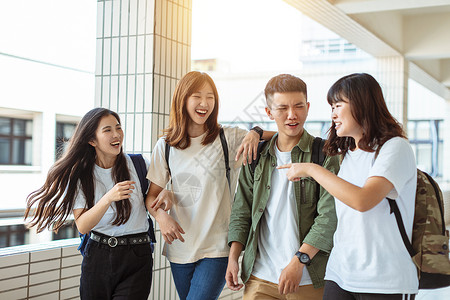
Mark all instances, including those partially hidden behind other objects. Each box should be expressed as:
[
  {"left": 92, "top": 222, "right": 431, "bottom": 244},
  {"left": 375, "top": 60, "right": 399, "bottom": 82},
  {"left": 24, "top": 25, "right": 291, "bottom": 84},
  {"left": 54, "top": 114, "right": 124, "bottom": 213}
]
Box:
[{"left": 90, "top": 232, "right": 150, "bottom": 248}]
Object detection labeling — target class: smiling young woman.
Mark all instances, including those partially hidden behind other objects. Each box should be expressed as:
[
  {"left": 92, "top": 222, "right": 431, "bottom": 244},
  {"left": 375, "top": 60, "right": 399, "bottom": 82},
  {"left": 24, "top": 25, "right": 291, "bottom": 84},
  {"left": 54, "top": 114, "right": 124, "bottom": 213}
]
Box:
[
  {"left": 25, "top": 108, "right": 154, "bottom": 300},
  {"left": 278, "top": 73, "right": 418, "bottom": 299},
  {"left": 146, "top": 71, "right": 275, "bottom": 300}
]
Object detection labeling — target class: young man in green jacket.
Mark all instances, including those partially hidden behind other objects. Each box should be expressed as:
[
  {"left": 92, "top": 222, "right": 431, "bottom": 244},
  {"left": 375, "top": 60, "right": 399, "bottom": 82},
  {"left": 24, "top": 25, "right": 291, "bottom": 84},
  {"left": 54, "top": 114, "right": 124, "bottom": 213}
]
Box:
[{"left": 226, "top": 74, "right": 340, "bottom": 299}]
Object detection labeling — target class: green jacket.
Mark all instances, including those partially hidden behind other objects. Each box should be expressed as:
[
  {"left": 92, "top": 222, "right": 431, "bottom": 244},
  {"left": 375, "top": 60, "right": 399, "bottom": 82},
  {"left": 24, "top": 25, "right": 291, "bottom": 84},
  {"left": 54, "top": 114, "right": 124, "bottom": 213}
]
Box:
[{"left": 228, "top": 130, "right": 340, "bottom": 288}]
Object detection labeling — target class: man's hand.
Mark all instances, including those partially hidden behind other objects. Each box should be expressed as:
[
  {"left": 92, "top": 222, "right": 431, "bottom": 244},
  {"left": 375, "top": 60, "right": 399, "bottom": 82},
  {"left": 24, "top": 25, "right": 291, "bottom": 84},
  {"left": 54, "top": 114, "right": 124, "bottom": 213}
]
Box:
[
  {"left": 225, "top": 258, "right": 243, "bottom": 291},
  {"left": 278, "top": 256, "right": 304, "bottom": 295}
]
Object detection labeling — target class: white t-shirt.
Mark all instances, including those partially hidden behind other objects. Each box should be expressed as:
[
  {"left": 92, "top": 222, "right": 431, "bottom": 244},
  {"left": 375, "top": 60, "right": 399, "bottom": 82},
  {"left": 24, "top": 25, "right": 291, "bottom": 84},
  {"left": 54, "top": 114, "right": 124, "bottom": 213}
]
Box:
[
  {"left": 325, "top": 137, "right": 418, "bottom": 294},
  {"left": 147, "top": 126, "right": 247, "bottom": 263},
  {"left": 73, "top": 154, "right": 150, "bottom": 236},
  {"left": 252, "top": 143, "right": 312, "bottom": 285}
]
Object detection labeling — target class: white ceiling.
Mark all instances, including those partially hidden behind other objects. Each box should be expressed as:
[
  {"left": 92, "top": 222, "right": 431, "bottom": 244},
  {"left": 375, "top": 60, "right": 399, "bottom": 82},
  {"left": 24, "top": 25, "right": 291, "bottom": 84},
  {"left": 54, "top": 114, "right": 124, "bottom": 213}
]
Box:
[{"left": 284, "top": 0, "right": 450, "bottom": 99}]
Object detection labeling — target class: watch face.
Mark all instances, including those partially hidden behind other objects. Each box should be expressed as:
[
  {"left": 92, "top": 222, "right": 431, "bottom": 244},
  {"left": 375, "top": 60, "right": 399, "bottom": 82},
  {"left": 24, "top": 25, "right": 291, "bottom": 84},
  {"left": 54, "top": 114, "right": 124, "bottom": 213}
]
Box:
[{"left": 300, "top": 253, "right": 309, "bottom": 263}]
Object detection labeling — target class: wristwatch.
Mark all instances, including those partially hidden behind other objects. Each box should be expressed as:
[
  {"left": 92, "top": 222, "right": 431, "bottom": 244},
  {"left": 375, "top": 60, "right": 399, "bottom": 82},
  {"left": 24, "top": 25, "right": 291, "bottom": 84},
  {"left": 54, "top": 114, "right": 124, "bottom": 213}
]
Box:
[
  {"left": 295, "top": 251, "right": 311, "bottom": 266},
  {"left": 250, "top": 126, "right": 263, "bottom": 139}
]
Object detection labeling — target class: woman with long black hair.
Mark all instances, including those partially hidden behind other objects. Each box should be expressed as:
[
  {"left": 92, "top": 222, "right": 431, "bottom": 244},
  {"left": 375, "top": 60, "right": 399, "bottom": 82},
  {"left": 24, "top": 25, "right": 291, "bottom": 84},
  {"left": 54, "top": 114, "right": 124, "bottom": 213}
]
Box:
[{"left": 25, "top": 107, "right": 156, "bottom": 300}]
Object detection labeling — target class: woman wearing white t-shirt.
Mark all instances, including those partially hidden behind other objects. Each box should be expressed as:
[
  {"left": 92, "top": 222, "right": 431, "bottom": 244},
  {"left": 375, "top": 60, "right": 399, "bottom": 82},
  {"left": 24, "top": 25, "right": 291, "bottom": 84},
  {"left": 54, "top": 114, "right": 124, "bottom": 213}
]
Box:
[
  {"left": 279, "top": 73, "right": 418, "bottom": 299},
  {"left": 146, "top": 71, "right": 274, "bottom": 300},
  {"left": 25, "top": 108, "right": 155, "bottom": 299}
]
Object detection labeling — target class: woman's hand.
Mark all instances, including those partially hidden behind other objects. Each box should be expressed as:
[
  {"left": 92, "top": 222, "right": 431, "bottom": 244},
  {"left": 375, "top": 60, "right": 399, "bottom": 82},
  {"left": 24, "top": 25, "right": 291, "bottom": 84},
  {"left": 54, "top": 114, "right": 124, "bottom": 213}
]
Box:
[
  {"left": 74, "top": 180, "right": 135, "bottom": 234},
  {"left": 105, "top": 180, "right": 135, "bottom": 203},
  {"left": 235, "top": 130, "right": 260, "bottom": 165},
  {"left": 155, "top": 211, "right": 185, "bottom": 244},
  {"left": 150, "top": 189, "right": 174, "bottom": 211},
  {"left": 277, "top": 163, "right": 312, "bottom": 181}
]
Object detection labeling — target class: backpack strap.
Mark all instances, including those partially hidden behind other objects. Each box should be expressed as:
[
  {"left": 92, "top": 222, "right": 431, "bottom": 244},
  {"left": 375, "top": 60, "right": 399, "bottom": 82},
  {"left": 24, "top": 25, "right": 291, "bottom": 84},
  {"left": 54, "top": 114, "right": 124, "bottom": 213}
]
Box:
[
  {"left": 374, "top": 142, "right": 416, "bottom": 257},
  {"left": 312, "top": 137, "right": 326, "bottom": 166},
  {"left": 164, "top": 129, "right": 230, "bottom": 190},
  {"left": 312, "top": 137, "right": 326, "bottom": 201},
  {"left": 423, "top": 171, "right": 446, "bottom": 235},
  {"left": 219, "top": 128, "right": 231, "bottom": 191},
  {"left": 127, "top": 153, "right": 156, "bottom": 244},
  {"left": 387, "top": 198, "right": 415, "bottom": 257},
  {"left": 250, "top": 141, "right": 268, "bottom": 175},
  {"left": 165, "top": 141, "right": 171, "bottom": 178},
  {"left": 128, "top": 154, "right": 148, "bottom": 197}
]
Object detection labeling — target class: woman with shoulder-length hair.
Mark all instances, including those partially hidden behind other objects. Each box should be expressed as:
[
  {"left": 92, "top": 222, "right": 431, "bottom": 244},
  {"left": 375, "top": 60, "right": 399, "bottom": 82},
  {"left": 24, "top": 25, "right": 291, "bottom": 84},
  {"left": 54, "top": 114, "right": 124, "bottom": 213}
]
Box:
[
  {"left": 279, "top": 73, "right": 418, "bottom": 299},
  {"left": 147, "top": 71, "right": 274, "bottom": 300},
  {"left": 25, "top": 107, "right": 156, "bottom": 300}
]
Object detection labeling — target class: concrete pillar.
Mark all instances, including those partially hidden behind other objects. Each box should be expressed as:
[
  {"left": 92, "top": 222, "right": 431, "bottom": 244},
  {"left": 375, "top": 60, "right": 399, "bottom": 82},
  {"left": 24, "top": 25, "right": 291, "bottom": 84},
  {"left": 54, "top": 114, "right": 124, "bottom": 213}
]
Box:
[
  {"left": 376, "top": 56, "right": 409, "bottom": 130},
  {"left": 95, "top": 0, "right": 191, "bottom": 157},
  {"left": 95, "top": 0, "right": 192, "bottom": 298}
]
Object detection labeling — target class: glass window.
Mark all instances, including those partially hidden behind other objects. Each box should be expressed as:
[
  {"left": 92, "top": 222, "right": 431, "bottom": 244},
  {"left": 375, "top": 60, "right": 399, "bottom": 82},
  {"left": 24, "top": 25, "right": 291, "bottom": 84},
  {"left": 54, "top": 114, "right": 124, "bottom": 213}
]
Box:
[
  {"left": 12, "top": 139, "right": 26, "bottom": 164},
  {"left": 52, "top": 221, "right": 78, "bottom": 240},
  {"left": 416, "top": 121, "right": 430, "bottom": 140},
  {"left": 0, "top": 138, "right": 10, "bottom": 164},
  {"left": 13, "top": 119, "right": 27, "bottom": 136},
  {"left": 0, "top": 117, "right": 10, "bottom": 135},
  {"left": 0, "top": 225, "right": 29, "bottom": 248},
  {"left": 416, "top": 143, "right": 432, "bottom": 173},
  {"left": 407, "top": 121, "right": 415, "bottom": 140},
  {"left": 56, "top": 122, "right": 77, "bottom": 159},
  {"left": 0, "top": 117, "right": 32, "bottom": 165}
]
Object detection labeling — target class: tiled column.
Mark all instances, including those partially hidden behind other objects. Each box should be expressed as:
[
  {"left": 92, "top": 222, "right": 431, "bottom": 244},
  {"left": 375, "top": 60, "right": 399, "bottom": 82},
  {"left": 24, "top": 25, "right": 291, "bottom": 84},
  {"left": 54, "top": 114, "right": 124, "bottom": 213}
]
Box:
[
  {"left": 376, "top": 56, "right": 409, "bottom": 129},
  {"left": 95, "top": 1, "right": 191, "bottom": 299},
  {"left": 95, "top": 0, "right": 191, "bottom": 158}
]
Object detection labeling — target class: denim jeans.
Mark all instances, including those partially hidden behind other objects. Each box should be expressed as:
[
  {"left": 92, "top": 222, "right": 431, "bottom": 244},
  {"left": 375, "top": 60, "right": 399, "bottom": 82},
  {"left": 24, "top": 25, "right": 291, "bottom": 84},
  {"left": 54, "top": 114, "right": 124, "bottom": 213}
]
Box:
[
  {"left": 80, "top": 234, "right": 153, "bottom": 300},
  {"left": 170, "top": 257, "right": 228, "bottom": 300}
]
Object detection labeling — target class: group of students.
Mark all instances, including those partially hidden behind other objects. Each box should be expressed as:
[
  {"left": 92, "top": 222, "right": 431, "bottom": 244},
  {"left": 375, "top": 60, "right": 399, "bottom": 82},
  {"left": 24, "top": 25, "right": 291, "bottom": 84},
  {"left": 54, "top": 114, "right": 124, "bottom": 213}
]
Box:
[{"left": 24, "top": 71, "right": 418, "bottom": 300}]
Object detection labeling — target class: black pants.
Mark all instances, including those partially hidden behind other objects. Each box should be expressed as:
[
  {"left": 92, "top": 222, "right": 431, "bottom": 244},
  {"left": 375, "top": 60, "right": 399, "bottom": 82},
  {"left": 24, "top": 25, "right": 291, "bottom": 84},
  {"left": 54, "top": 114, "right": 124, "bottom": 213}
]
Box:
[
  {"left": 80, "top": 234, "right": 153, "bottom": 300},
  {"left": 323, "top": 280, "right": 416, "bottom": 300}
]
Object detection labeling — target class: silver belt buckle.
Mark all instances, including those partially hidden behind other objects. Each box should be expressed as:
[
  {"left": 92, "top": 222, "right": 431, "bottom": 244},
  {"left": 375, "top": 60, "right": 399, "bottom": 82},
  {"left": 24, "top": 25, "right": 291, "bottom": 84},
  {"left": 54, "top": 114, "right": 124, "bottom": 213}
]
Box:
[{"left": 107, "top": 237, "right": 118, "bottom": 247}]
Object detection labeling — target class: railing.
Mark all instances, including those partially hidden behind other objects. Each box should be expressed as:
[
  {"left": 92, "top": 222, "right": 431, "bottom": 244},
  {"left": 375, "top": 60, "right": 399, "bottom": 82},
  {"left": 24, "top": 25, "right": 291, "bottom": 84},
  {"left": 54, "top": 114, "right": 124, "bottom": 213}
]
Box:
[
  {"left": 0, "top": 238, "right": 242, "bottom": 300},
  {"left": 0, "top": 239, "right": 81, "bottom": 299}
]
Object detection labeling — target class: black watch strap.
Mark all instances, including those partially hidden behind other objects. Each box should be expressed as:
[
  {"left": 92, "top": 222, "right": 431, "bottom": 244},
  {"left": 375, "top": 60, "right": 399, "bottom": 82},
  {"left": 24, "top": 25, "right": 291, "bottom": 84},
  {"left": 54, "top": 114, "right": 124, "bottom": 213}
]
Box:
[{"left": 250, "top": 126, "right": 263, "bottom": 139}]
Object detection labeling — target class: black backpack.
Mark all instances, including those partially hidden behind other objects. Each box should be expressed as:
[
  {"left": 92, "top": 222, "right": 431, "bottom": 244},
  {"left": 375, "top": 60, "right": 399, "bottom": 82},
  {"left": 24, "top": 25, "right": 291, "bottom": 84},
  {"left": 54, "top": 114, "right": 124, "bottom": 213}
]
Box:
[{"left": 77, "top": 153, "right": 156, "bottom": 256}]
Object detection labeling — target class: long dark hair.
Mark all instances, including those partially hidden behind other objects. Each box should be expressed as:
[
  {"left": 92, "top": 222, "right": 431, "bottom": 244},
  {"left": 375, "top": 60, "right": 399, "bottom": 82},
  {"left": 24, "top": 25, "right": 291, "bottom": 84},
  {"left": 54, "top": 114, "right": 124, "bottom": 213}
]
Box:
[
  {"left": 164, "top": 71, "right": 220, "bottom": 149},
  {"left": 325, "top": 73, "right": 406, "bottom": 157},
  {"left": 25, "top": 108, "right": 132, "bottom": 233}
]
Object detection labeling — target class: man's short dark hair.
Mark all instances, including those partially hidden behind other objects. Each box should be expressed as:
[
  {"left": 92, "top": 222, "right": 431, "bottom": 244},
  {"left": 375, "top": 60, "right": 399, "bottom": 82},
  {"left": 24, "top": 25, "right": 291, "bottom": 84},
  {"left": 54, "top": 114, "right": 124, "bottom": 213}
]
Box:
[{"left": 264, "top": 74, "right": 307, "bottom": 107}]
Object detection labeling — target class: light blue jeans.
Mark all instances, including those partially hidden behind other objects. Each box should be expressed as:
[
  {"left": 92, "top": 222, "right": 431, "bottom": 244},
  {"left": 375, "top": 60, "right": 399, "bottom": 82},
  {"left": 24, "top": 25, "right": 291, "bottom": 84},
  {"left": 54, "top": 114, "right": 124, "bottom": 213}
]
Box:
[{"left": 170, "top": 257, "right": 228, "bottom": 300}]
